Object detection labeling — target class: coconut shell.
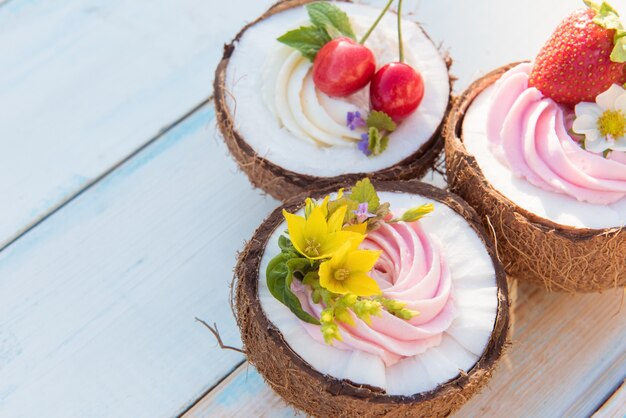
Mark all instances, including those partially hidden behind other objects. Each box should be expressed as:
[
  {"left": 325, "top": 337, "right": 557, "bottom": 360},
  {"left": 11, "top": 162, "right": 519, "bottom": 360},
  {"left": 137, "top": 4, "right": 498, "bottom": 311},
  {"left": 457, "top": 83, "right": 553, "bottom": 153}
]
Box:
[
  {"left": 444, "top": 63, "right": 626, "bottom": 293},
  {"left": 235, "top": 180, "right": 509, "bottom": 418},
  {"left": 214, "top": 0, "right": 452, "bottom": 202}
]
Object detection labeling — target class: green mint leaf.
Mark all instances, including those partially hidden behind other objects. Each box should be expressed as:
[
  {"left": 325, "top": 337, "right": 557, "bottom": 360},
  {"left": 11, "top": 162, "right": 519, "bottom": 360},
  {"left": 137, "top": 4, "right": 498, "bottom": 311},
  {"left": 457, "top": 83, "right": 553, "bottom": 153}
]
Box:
[
  {"left": 306, "top": 2, "right": 356, "bottom": 40},
  {"left": 367, "top": 110, "right": 397, "bottom": 132},
  {"left": 400, "top": 203, "right": 435, "bottom": 222},
  {"left": 277, "top": 25, "right": 331, "bottom": 61},
  {"left": 266, "top": 253, "right": 320, "bottom": 325},
  {"left": 349, "top": 177, "right": 380, "bottom": 211},
  {"left": 367, "top": 127, "right": 389, "bottom": 156}
]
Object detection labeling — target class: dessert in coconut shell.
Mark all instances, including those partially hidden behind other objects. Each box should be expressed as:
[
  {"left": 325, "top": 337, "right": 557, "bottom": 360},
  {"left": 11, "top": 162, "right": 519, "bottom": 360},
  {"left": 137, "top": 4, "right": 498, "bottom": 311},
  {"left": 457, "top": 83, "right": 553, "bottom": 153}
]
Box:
[
  {"left": 234, "top": 179, "right": 509, "bottom": 417},
  {"left": 445, "top": 1, "right": 626, "bottom": 293},
  {"left": 214, "top": 0, "right": 452, "bottom": 201}
]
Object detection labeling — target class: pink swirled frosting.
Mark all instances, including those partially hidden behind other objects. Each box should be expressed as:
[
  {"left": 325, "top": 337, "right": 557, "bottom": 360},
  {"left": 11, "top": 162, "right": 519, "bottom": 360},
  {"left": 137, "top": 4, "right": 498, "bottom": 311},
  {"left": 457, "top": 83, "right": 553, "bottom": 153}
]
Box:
[
  {"left": 292, "top": 217, "right": 455, "bottom": 367},
  {"left": 487, "top": 62, "right": 626, "bottom": 204}
]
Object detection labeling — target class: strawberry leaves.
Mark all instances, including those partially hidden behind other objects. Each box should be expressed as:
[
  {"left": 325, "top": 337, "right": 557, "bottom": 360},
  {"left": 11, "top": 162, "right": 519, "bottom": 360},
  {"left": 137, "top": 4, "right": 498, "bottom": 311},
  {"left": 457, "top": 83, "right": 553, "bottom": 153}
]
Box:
[{"left": 585, "top": 0, "right": 626, "bottom": 62}]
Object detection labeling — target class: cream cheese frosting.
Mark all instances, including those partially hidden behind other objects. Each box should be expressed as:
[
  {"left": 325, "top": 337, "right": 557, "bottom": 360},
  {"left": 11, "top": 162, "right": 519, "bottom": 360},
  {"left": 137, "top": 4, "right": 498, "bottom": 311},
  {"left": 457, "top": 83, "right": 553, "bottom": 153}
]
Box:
[
  {"left": 259, "top": 192, "right": 498, "bottom": 396},
  {"left": 293, "top": 216, "right": 455, "bottom": 367},
  {"left": 463, "top": 73, "right": 626, "bottom": 229},
  {"left": 225, "top": 3, "right": 450, "bottom": 177},
  {"left": 261, "top": 16, "right": 427, "bottom": 148},
  {"left": 486, "top": 63, "right": 626, "bottom": 205}
]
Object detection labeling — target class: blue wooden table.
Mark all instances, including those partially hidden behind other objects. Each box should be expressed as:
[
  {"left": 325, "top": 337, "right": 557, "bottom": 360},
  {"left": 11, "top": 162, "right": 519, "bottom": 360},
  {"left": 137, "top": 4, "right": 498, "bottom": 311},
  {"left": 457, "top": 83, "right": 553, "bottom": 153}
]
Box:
[{"left": 0, "top": 0, "right": 624, "bottom": 417}]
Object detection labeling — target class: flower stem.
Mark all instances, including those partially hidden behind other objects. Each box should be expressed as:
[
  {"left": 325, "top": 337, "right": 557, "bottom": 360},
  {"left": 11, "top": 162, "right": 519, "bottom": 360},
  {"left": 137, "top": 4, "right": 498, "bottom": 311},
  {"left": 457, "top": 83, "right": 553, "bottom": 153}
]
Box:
[
  {"left": 359, "top": 0, "right": 395, "bottom": 44},
  {"left": 397, "top": 0, "right": 404, "bottom": 62}
]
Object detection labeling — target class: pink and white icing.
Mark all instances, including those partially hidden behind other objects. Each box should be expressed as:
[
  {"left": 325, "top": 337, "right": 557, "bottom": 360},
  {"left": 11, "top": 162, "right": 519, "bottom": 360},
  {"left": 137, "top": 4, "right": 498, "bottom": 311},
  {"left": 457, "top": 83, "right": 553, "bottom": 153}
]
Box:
[
  {"left": 486, "top": 62, "right": 626, "bottom": 205},
  {"left": 292, "top": 217, "right": 455, "bottom": 367}
]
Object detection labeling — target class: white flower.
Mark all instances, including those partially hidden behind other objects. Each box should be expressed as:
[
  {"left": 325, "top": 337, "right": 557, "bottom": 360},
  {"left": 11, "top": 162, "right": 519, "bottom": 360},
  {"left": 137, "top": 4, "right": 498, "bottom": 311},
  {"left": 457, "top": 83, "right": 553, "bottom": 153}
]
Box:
[{"left": 572, "top": 84, "right": 626, "bottom": 154}]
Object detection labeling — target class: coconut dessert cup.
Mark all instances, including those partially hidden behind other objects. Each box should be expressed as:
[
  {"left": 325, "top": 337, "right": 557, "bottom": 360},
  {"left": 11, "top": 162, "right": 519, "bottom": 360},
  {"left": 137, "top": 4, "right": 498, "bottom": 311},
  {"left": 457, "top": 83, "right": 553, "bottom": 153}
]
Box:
[
  {"left": 214, "top": 0, "right": 452, "bottom": 201},
  {"left": 234, "top": 179, "right": 509, "bottom": 418},
  {"left": 445, "top": 2, "right": 626, "bottom": 293}
]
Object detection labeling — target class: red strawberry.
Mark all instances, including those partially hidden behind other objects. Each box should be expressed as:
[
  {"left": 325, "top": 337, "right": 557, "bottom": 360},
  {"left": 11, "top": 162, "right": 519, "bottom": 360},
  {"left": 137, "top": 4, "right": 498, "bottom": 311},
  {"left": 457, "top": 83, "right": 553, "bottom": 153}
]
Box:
[{"left": 529, "top": 6, "right": 626, "bottom": 107}]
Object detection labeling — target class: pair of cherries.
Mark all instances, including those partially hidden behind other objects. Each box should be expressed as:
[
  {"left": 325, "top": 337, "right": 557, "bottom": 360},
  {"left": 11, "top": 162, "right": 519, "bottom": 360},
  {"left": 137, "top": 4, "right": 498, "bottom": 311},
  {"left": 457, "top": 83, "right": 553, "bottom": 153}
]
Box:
[{"left": 312, "top": 37, "right": 424, "bottom": 122}]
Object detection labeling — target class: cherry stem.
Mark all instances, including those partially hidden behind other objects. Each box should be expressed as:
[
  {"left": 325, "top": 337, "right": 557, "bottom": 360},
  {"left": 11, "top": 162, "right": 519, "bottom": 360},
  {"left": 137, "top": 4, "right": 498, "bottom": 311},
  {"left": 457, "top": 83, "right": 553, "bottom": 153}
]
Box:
[
  {"left": 397, "top": 0, "right": 404, "bottom": 63},
  {"left": 359, "top": 0, "right": 395, "bottom": 45}
]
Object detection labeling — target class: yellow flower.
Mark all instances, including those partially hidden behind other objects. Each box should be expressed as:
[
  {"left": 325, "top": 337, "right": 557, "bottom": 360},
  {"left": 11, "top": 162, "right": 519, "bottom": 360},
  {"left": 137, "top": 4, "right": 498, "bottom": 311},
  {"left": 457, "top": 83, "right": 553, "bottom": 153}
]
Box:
[
  {"left": 283, "top": 205, "right": 362, "bottom": 260},
  {"left": 318, "top": 243, "right": 382, "bottom": 296}
]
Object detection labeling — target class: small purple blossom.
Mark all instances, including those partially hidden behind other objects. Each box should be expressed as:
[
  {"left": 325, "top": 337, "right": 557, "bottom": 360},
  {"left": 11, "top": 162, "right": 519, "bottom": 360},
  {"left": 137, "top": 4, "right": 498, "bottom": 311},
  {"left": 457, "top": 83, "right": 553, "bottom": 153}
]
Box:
[
  {"left": 346, "top": 111, "right": 366, "bottom": 131},
  {"left": 358, "top": 133, "right": 371, "bottom": 156},
  {"left": 353, "top": 202, "right": 376, "bottom": 223}
]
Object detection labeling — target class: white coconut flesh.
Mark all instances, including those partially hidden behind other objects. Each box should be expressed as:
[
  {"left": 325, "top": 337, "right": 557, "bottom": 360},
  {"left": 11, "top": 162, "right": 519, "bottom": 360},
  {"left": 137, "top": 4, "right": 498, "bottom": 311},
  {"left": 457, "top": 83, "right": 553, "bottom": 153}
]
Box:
[
  {"left": 225, "top": 3, "right": 450, "bottom": 177},
  {"left": 258, "top": 192, "right": 498, "bottom": 396},
  {"left": 463, "top": 85, "right": 626, "bottom": 229}
]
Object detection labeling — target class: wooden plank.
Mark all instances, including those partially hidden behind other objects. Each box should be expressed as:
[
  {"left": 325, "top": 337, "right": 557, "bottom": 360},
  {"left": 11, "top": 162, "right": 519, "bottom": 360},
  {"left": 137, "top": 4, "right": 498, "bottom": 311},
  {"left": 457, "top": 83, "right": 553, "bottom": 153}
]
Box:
[
  {"left": 593, "top": 380, "right": 626, "bottom": 418},
  {"left": 186, "top": 281, "right": 626, "bottom": 417},
  {"left": 184, "top": 363, "right": 304, "bottom": 418},
  {"left": 0, "top": 104, "right": 280, "bottom": 418},
  {"left": 0, "top": 0, "right": 275, "bottom": 249}
]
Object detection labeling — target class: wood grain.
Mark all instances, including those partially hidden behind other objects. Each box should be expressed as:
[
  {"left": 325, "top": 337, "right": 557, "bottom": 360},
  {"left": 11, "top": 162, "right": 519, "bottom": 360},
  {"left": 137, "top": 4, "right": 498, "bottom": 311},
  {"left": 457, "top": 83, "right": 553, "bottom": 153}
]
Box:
[
  {"left": 593, "top": 380, "right": 626, "bottom": 418},
  {"left": 0, "top": 0, "right": 276, "bottom": 249},
  {"left": 0, "top": 104, "right": 279, "bottom": 417},
  {"left": 185, "top": 280, "right": 626, "bottom": 417}
]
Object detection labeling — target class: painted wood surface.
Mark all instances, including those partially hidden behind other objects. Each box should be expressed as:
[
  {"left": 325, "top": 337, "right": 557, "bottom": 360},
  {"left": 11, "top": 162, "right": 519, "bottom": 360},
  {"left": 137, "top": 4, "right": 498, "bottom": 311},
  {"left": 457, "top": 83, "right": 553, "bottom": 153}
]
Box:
[
  {"left": 0, "top": 105, "right": 279, "bottom": 417},
  {"left": 0, "top": 0, "right": 594, "bottom": 251},
  {"left": 0, "top": 0, "right": 276, "bottom": 249},
  {"left": 1, "top": 0, "right": 625, "bottom": 417},
  {"left": 593, "top": 380, "right": 626, "bottom": 418},
  {"left": 184, "top": 281, "right": 626, "bottom": 418}
]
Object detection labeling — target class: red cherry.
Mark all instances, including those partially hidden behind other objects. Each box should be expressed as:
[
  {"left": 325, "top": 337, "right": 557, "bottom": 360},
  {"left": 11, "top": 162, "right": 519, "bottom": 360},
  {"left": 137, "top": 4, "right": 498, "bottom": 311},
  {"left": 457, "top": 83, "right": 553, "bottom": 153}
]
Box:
[
  {"left": 313, "top": 37, "right": 376, "bottom": 97},
  {"left": 370, "top": 62, "right": 424, "bottom": 122}
]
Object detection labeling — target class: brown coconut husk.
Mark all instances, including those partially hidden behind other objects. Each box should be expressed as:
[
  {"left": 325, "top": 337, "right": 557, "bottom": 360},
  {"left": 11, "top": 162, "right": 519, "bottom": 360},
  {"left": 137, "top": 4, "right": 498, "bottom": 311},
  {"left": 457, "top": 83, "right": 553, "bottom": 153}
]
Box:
[
  {"left": 214, "top": 0, "right": 453, "bottom": 202},
  {"left": 444, "top": 63, "right": 626, "bottom": 293},
  {"left": 235, "top": 180, "right": 509, "bottom": 418}
]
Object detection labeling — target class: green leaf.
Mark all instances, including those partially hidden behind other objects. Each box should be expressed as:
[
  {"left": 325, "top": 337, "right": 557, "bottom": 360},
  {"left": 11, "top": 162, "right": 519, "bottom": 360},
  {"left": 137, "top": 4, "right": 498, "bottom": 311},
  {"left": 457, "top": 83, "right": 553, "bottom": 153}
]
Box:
[
  {"left": 277, "top": 25, "right": 331, "bottom": 61},
  {"left": 266, "top": 253, "right": 320, "bottom": 325},
  {"left": 327, "top": 195, "right": 359, "bottom": 224},
  {"left": 278, "top": 235, "right": 296, "bottom": 254},
  {"left": 367, "top": 127, "right": 389, "bottom": 156},
  {"left": 583, "top": 0, "right": 601, "bottom": 9},
  {"left": 611, "top": 34, "right": 626, "bottom": 63},
  {"left": 349, "top": 177, "right": 380, "bottom": 211},
  {"left": 367, "top": 111, "right": 397, "bottom": 132},
  {"left": 306, "top": 2, "right": 356, "bottom": 40},
  {"left": 587, "top": 1, "right": 626, "bottom": 63},
  {"left": 400, "top": 203, "right": 435, "bottom": 222}
]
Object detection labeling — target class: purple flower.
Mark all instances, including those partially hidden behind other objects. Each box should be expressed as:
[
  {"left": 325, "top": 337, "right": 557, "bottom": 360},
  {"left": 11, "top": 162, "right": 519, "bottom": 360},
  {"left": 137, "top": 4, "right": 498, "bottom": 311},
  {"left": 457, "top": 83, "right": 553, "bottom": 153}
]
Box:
[
  {"left": 353, "top": 202, "right": 376, "bottom": 223},
  {"left": 346, "top": 111, "right": 366, "bottom": 131},
  {"left": 358, "top": 133, "right": 371, "bottom": 156}
]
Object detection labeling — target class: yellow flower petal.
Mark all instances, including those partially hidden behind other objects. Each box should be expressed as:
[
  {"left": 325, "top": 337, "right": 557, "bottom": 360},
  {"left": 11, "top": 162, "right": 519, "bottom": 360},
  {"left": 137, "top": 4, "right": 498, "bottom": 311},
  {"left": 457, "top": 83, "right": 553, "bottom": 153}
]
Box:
[
  {"left": 319, "top": 195, "right": 330, "bottom": 218},
  {"left": 344, "top": 272, "right": 382, "bottom": 296},
  {"left": 343, "top": 231, "right": 366, "bottom": 251},
  {"left": 319, "top": 260, "right": 349, "bottom": 294},
  {"left": 283, "top": 210, "right": 306, "bottom": 254},
  {"left": 345, "top": 249, "right": 381, "bottom": 273},
  {"left": 327, "top": 205, "right": 347, "bottom": 232},
  {"left": 343, "top": 222, "right": 367, "bottom": 235},
  {"left": 325, "top": 241, "right": 351, "bottom": 268},
  {"left": 302, "top": 206, "right": 328, "bottom": 253}
]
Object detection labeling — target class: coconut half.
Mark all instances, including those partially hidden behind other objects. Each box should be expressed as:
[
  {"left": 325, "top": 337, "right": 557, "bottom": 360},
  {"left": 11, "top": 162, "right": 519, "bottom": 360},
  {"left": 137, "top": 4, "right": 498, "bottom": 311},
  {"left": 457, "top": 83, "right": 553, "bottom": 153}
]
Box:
[
  {"left": 235, "top": 181, "right": 508, "bottom": 418},
  {"left": 444, "top": 63, "right": 626, "bottom": 293},
  {"left": 214, "top": 0, "right": 452, "bottom": 201}
]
